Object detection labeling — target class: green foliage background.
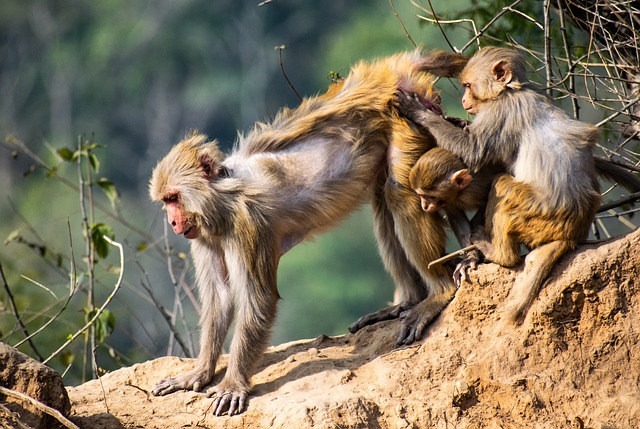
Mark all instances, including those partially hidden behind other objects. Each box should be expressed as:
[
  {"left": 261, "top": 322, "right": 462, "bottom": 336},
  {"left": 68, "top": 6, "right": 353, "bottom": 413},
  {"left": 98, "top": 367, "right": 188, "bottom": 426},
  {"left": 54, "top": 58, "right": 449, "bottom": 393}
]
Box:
[
  {"left": 0, "top": 0, "right": 613, "bottom": 384},
  {"left": 0, "top": 0, "right": 465, "bottom": 383}
]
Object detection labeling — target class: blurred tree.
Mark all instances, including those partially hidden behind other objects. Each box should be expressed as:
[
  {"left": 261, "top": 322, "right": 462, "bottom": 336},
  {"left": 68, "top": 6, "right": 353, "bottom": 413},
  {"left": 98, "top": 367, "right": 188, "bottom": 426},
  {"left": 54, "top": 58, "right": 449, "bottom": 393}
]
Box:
[{"left": 0, "top": 0, "right": 445, "bottom": 382}]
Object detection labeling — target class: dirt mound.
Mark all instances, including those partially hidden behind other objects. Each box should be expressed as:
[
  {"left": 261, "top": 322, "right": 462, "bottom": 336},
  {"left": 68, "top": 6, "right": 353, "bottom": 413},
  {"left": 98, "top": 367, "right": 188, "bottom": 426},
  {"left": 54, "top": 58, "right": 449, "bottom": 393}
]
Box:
[{"left": 67, "top": 228, "right": 640, "bottom": 428}]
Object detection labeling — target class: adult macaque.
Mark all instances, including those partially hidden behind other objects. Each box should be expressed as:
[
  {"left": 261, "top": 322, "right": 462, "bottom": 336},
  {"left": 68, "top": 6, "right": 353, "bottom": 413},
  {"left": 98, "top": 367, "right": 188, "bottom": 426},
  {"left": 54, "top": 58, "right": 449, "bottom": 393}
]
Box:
[
  {"left": 395, "top": 46, "right": 638, "bottom": 323},
  {"left": 149, "top": 50, "right": 466, "bottom": 415}
]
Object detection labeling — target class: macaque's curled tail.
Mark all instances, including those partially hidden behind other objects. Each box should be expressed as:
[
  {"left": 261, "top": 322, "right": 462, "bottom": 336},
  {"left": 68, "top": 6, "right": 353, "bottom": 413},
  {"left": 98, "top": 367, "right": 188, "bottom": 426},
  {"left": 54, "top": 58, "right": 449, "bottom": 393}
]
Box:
[{"left": 417, "top": 49, "right": 469, "bottom": 78}]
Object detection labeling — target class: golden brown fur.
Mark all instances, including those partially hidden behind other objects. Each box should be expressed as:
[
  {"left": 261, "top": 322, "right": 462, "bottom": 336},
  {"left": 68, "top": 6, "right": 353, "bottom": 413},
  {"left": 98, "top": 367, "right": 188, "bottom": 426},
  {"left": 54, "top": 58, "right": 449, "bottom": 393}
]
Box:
[
  {"left": 149, "top": 50, "right": 458, "bottom": 415},
  {"left": 396, "top": 47, "right": 603, "bottom": 323}
]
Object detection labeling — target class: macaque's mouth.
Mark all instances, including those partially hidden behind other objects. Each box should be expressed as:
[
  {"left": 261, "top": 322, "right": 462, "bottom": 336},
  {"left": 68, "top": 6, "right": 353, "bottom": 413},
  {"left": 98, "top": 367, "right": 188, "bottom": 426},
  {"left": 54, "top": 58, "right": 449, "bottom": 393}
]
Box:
[{"left": 183, "top": 227, "right": 198, "bottom": 239}]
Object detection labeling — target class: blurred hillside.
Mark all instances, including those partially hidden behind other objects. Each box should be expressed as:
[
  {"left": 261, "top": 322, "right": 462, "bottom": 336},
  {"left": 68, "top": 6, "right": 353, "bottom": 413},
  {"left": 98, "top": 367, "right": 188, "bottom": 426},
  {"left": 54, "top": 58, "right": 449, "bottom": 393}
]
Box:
[
  {"left": 0, "top": 0, "right": 463, "bottom": 384},
  {"left": 1, "top": 0, "right": 637, "bottom": 388}
]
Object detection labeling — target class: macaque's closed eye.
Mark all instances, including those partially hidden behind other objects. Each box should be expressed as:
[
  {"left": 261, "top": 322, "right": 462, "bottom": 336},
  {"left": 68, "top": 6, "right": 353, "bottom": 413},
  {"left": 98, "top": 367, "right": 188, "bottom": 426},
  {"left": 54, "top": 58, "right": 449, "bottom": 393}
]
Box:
[{"left": 163, "top": 193, "right": 179, "bottom": 204}]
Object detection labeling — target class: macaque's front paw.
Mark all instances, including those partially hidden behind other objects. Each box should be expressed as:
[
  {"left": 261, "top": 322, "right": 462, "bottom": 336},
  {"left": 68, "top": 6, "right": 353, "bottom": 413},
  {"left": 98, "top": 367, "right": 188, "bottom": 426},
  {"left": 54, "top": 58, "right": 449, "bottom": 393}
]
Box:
[
  {"left": 151, "top": 367, "right": 213, "bottom": 396},
  {"left": 206, "top": 380, "right": 250, "bottom": 416},
  {"left": 443, "top": 115, "right": 471, "bottom": 130},
  {"left": 394, "top": 89, "right": 439, "bottom": 122},
  {"left": 453, "top": 249, "right": 482, "bottom": 286},
  {"left": 348, "top": 301, "right": 413, "bottom": 334}
]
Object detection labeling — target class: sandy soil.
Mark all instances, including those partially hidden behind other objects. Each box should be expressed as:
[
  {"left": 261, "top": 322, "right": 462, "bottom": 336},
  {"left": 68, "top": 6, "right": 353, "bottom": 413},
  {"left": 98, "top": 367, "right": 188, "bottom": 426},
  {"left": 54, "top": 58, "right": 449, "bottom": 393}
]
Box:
[{"left": 67, "top": 228, "right": 640, "bottom": 429}]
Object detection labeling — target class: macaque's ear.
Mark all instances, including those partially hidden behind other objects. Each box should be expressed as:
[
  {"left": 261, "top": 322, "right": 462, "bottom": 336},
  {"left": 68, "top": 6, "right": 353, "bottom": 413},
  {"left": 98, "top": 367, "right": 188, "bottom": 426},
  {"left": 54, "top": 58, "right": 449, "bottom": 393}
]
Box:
[
  {"left": 199, "top": 153, "right": 217, "bottom": 179},
  {"left": 491, "top": 60, "right": 513, "bottom": 85},
  {"left": 451, "top": 169, "right": 472, "bottom": 189}
]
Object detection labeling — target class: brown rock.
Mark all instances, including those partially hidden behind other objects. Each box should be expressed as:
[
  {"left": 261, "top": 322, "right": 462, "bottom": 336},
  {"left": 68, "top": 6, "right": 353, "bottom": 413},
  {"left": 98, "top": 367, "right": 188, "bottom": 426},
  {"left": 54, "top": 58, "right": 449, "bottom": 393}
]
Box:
[{"left": 0, "top": 343, "right": 71, "bottom": 429}]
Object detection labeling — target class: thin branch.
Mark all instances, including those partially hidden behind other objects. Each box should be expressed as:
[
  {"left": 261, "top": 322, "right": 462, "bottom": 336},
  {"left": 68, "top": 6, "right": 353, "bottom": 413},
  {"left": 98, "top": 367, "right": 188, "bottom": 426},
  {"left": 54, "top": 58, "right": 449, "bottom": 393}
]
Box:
[
  {"left": 14, "top": 221, "right": 78, "bottom": 350},
  {"left": 595, "top": 94, "right": 640, "bottom": 127},
  {"left": 412, "top": 1, "right": 479, "bottom": 50},
  {"left": 43, "top": 236, "right": 124, "bottom": 365},
  {"left": 163, "top": 221, "right": 195, "bottom": 356},
  {"left": 557, "top": 0, "right": 579, "bottom": 118},
  {"left": 0, "top": 386, "right": 80, "bottom": 429},
  {"left": 0, "top": 261, "right": 43, "bottom": 360},
  {"left": 543, "top": 0, "right": 553, "bottom": 97},
  {"left": 428, "top": 245, "right": 478, "bottom": 270},
  {"left": 389, "top": 0, "right": 417, "bottom": 48},
  {"left": 461, "top": 0, "right": 524, "bottom": 53},
  {"left": 92, "top": 346, "right": 110, "bottom": 415},
  {"left": 275, "top": 45, "right": 302, "bottom": 102},
  {"left": 597, "top": 191, "right": 640, "bottom": 212},
  {"left": 77, "top": 135, "right": 95, "bottom": 382},
  {"left": 135, "top": 260, "right": 192, "bottom": 357}
]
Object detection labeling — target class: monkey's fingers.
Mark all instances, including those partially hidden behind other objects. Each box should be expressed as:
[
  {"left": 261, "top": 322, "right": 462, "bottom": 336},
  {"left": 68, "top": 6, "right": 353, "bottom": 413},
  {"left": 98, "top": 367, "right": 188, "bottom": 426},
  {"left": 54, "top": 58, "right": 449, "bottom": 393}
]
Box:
[
  {"left": 348, "top": 302, "right": 411, "bottom": 334},
  {"left": 151, "top": 368, "right": 213, "bottom": 396},
  {"left": 210, "top": 390, "right": 248, "bottom": 416},
  {"left": 152, "top": 377, "right": 187, "bottom": 396},
  {"left": 443, "top": 115, "right": 470, "bottom": 130},
  {"left": 394, "top": 89, "right": 439, "bottom": 121},
  {"left": 395, "top": 311, "right": 429, "bottom": 347},
  {"left": 453, "top": 251, "right": 481, "bottom": 287}
]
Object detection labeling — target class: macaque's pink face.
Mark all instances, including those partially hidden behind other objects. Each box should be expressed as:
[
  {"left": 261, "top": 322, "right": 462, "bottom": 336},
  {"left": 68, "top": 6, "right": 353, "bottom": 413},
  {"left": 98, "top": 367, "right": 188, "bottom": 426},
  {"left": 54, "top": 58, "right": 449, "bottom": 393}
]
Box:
[
  {"left": 164, "top": 193, "right": 199, "bottom": 239},
  {"left": 461, "top": 84, "right": 478, "bottom": 115},
  {"left": 415, "top": 190, "right": 444, "bottom": 213}
]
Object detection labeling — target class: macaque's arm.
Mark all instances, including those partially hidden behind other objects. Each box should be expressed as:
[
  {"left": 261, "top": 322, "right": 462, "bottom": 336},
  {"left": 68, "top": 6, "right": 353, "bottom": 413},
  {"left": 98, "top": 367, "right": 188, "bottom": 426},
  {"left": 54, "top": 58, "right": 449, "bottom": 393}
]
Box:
[
  {"left": 445, "top": 207, "right": 482, "bottom": 286},
  {"left": 395, "top": 90, "right": 486, "bottom": 171}
]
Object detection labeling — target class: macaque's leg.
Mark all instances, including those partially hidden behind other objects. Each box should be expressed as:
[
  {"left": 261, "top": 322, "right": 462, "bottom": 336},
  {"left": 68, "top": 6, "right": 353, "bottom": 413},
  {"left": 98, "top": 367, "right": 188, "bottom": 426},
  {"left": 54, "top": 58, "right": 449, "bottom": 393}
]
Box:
[
  {"left": 348, "top": 181, "right": 426, "bottom": 334},
  {"left": 152, "top": 241, "right": 232, "bottom": 396},
  {"left": 350, "top": 179, "right": 456, "bottom": 347},
  {"left": 389, "top": 187, "right": 456, "bottom": 346},
  {"left": 474, "top": 174, "right": 526, "bottom": 268},
  {"left": 206, "top": 242, "right": 279, "bottom": 416},
  {"left": 373, "top": 180, "right": 428, "bottom": 305}
]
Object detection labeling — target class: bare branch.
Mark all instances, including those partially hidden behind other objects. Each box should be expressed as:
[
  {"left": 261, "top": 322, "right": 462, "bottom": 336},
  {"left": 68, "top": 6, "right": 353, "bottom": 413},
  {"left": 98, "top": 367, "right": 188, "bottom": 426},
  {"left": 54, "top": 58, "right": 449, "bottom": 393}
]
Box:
[{"left": 0, "top": 386, "right": 79, "bottom": 429}]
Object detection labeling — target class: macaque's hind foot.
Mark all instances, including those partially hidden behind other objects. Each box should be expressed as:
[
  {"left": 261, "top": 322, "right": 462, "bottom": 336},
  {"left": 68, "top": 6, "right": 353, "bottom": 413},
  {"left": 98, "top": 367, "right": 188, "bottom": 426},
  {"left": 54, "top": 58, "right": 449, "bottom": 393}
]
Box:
[
  {"left": 206, "top": 381, "right": 249, "bottom": 416},
  {"left": 395, "top": 290, "right": 456, "bottom": 347},
  {"left": 348, "top": 301, "right": 414, "bottom": 334},
  {"left": 151, "top": 367, "right": 213, "bottom": 396}
]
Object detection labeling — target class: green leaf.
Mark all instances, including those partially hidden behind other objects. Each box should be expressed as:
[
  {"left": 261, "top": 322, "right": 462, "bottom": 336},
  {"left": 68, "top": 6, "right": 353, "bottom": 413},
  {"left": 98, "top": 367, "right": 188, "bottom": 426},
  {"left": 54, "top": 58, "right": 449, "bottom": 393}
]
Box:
[
  {"left": 86, "top": 308, "right": 115, "bottom": 343},
  {"left": 60, "top": 351, "right": 75, "bottom": 366},
  {"left": 4, "top": 229, "right": 22, "bottom": 245},
  {"left": 95, "top": 309, "right": 115, "bottom": 343},
  {"left": 89, "top": 153, "right": 100, "bottom": 172},
  {"left": 97, "top": 178, "right": 120, "bottom": 209},
  {"left": 57, "top": 147, "right": 75, "bottom": 161},
  {"left": 90, "top": 223, "right": 115, "bottom": 259}
]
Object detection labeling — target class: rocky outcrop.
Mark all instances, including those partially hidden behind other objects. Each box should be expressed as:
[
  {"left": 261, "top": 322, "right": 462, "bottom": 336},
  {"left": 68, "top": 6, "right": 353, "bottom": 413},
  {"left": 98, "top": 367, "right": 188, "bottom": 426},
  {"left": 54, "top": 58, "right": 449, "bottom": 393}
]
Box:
[{"left": 67, "top": 228, "right": 640, "bottom": 428}]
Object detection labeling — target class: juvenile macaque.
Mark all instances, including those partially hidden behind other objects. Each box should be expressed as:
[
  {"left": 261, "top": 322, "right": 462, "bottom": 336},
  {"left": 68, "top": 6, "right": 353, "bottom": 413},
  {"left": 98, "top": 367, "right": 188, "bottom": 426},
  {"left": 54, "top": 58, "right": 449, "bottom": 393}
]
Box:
[
  {"left": 408, "top": 147, "right": 492, "bottom": 283},
  {"left": 149, "top": 50, "right": 464, "bottom": 415},
  {"left": 396, "top": 47, "right": 608, "bottom": 322},
  {"left": 409, "top": 147, "right": 491, "bottom": 220}
]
